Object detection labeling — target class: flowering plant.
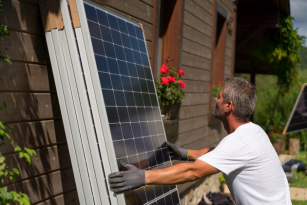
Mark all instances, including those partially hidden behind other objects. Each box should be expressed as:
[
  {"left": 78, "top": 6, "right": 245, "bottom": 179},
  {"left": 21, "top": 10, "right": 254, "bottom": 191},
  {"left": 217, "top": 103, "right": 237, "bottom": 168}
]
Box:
[
  {"left": 156, "top": 58, "right": 185, "bottom": 105},
  {"left": 212, "top": 81, "right": 223, "bottom": 97},
  {"left": 269, "top": 126, "right": 281, "bottom": 143}
]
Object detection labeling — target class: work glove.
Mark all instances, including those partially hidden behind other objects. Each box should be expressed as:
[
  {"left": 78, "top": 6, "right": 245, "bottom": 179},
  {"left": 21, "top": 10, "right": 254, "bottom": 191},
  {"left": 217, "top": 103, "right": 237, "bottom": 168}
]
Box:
[
  {"left": 164, "top": 142, "right": 190, "bottom": 161},
  {"left": 108, "top": 160, "right": 145, "bottom": 194}
]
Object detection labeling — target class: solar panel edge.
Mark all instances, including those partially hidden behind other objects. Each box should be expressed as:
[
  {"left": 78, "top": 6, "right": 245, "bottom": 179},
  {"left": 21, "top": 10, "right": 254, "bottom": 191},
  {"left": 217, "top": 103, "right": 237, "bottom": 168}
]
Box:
[{"left": 44, "top": 30, "right": 90, "bottom": 204}]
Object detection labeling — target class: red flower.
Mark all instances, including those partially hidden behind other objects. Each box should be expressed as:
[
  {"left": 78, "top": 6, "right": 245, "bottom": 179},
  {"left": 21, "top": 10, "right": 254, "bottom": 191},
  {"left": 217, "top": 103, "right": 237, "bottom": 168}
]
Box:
[
  {"left": 276, "top": 134, "right": 280, "bottom": 137},
  {"left": 218, "top": 81, "right": 222, "bottom": 85},
  {"left": 269, "top": 134, "right": 273, "bottom": 138},
  {"left": 177, "top": 70, "right": 185, "bottom": 76},
  {"left": 177, "top": 80, "right": 186, "bottom": 88},
  {"left": 278, "top": 129, "right": 281, "bottom": 132},
  {"left": 271, "top": 131, "right": 275, "bottom": 133},
  {"left": 273, "top": 126, "right": 276, "bottom": 129},
  {"left": 160, "top": 64, "right": 169, "bottom": 74},
  {"left": 161, "top": 77, "right": 169, "bottom": 85},
  {"left": 167, "top": 76, "right": 176, "bottom": 82}
]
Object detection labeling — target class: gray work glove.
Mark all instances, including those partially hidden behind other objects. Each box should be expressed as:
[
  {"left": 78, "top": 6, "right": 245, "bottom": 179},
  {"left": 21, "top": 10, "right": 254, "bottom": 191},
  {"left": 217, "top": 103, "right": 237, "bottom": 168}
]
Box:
[
  {"left": 164, "top": 142, "right": 190, "bottom": 161},
  {"left": 108, "top": 160, "right": 145, "bottom": 193}
]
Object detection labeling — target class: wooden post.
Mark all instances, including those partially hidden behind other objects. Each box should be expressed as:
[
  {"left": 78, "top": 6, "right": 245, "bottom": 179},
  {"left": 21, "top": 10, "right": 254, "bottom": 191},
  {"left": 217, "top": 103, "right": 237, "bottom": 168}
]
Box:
[{"left": 289, "top": 138, "right": 300, "bottom": 156}]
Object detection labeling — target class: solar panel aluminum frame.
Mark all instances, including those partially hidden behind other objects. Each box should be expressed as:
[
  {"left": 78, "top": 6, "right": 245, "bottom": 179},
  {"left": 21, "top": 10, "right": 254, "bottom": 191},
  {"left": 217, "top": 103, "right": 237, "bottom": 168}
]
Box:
[
  {"left": 283, "top": 83, "right": 307, "bottom": 134},
  {"left": 44, "top": 30, "right": 90, "bottom": 204}
]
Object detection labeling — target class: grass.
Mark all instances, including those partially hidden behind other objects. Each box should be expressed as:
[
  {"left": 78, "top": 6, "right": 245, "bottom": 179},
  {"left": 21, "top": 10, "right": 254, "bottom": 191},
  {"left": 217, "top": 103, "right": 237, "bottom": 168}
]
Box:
[
  {"left": 288, "top": 151, "right": 307, "bottom": 188},
  {"left": 291, "top": 200, "right": 307, "bottom": 205}
]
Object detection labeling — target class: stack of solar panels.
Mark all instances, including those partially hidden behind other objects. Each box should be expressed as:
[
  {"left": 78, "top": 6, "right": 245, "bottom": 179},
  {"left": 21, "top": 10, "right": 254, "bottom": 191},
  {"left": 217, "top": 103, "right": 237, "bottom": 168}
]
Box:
[{"left": 40, "top": 0, "right": 181, "bottom": 204}]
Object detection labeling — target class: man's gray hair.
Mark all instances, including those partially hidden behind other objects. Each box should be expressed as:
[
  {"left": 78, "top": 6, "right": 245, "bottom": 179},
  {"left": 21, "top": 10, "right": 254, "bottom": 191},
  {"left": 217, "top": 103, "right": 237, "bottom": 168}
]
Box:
[{"left": 222, "top": 77, "right": 257, "bottom": 122}]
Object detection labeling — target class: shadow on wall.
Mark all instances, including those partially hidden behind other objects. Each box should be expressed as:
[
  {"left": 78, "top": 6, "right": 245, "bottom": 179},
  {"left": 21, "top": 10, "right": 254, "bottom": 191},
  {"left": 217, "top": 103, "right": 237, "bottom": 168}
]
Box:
[{"left": 0, "top": 0, "right": 79, "bottom": 204}]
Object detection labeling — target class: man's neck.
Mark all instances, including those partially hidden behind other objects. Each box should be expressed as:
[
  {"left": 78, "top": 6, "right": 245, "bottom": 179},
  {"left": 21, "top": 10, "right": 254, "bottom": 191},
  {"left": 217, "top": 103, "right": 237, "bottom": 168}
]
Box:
[{"left": 222, "top": 116, "right": 249, "bottom": 134}]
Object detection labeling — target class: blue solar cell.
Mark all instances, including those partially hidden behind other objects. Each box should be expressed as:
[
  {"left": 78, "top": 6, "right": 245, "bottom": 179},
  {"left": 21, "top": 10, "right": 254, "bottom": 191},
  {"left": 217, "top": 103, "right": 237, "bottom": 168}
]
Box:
[
  {"left": 109, "top": 124, "right": 123, "bottom": 141},
  {"left": 92, "top": 38, "right": 105, "bottom": 56},
  {"left": 133, "top": 51, "right": 143, "bottom": 65},
  {"left": 99, "top": 73, "right": 112, "bottom": 89},
  {"left": 138, "top": 39, "right": 147, "bottom": 53},
  {"left": 84, "top": 4, "right": 98, "bottom": 23},
  {"left": 96, "top": 9, "right": 109, "bottom": 27},
  {"left": 118, "top": 107, "right": 130, "bottom": 122},
  {"left": 124, "top": 48, "right": 134, "bottom": 63},
  {"left": 100, "top": 25, "right": 113, "bottom": 42},
  {"left": 135, "top": 26, "right": 144, "bottom": 40},
  {"left": 114, "top": 45, "right": 126, "bottom": 61},
  {"left": 107, "top": 14, "right": 119, "bottom": 30},
  {"left": 111, "top": 30, "right": 122, "bottom": 46},
  {"left": 121, "top": 33, "right": 132, "bottom": 48},
  {"left": 127, "top": 23, "right": 137, "bottom": 37},
  {"left": 107, "top": 58, "right": 120, "bottom": 74},
  {"left": 95, "top": 55, "right": 108, "bottom": 72},
  {"left": 103, "top": 42, "right": 116, "bottom": 58},
  {"left": 88, "top": 21, "right": 101, "bottom": 39},
  {"left": 106, "top": 107, "right": 119, "bottom": 123},
  {"left": 130, "top": 36, "right": 139, "bottom": 51},
  {"left": 117, "top": 18, "right": 129, "bottom": 34},
  {"left": 127, "top": 63, "right": 138, "bottom": 77},
  {"left": 110, "top": 74, "right": 123, "bottom": 90},
  {"left": 117, "top": 61, "right": 129, "bottom": 76},
  {"left": 136, "top": 64, "right": 146, "bottom": 79},
  {"left": 121, "top": 123, "right": 134, "bottom": 139},
  {"left": 102, "top": 89, "right": 116, "bottom": 106}
]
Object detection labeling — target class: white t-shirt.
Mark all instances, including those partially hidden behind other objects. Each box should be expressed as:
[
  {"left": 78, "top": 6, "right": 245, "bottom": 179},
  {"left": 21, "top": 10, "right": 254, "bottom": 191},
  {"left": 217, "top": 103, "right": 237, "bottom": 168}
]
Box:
[{"left": 198, "top": 122, "right": 291, "bottom": 205}]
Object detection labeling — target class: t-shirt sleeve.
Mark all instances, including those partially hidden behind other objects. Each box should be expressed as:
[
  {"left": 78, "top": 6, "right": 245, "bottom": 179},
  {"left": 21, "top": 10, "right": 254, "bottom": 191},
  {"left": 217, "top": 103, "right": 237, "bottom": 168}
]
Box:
[{"left": 198, "top": 137, "right": 248, "bottom": 175}]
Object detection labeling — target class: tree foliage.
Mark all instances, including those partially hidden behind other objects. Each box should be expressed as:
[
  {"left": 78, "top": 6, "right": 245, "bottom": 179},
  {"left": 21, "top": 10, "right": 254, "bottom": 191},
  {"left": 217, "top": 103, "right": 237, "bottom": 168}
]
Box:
[{"left": 253, "top": 16, "right": 305, "bottom": 89}]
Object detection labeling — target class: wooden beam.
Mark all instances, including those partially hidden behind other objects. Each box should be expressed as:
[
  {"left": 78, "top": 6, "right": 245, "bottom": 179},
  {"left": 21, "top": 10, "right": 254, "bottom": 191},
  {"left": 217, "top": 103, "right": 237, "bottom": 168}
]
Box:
[{"left": 236, "top": 27, "right": 263, "bottom": 50}]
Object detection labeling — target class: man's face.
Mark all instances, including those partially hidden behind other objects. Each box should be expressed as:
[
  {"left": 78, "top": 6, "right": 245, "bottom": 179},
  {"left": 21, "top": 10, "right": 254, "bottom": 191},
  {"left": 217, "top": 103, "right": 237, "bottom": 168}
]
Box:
[{"left": 214, "top": 88, "right": 225, "bottom": 119}]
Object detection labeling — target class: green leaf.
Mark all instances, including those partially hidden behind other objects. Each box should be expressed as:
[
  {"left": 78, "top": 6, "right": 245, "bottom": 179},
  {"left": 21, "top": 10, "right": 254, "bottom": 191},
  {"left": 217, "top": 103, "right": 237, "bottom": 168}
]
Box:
[
  {"left": 14, "top": 146, "right": 21, "bottom": 152},
  {"left": 13, "top": 168, "right": 19, "bottom": 176},
  {"left": 0, "top": 163, "right": 5, "bottom": 170},
  {"left": 19, "top": 152, "right": 24, "bottom": 159},
  {"left": 23, "top": 153, "right": 31, "bottom": 165},
  {"left": 0, "top": 156, "right": 5, "bottom": 163}
]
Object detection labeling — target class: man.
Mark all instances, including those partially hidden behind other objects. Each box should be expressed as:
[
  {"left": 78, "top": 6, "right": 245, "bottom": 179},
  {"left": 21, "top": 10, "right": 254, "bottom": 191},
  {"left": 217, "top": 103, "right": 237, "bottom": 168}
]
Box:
[{"left": 109, "top": 77, "right": 291, "bottom": 205}]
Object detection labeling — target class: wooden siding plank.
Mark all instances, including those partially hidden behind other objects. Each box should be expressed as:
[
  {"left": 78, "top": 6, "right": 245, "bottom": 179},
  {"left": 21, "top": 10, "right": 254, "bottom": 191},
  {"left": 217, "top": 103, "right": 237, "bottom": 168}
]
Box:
[
  {"left": 0, "top": 93, "right": 61, "bottom": 123},
  {"left": 182, "top": 38, "right": 211, "bottom": 60},
  {"left": 7, "top": 168, "right": 76, "bottom": 204},
  {"left": 92, "top": 0, "right": 153, "bottom": 23},
  {"left": 184, "top": 79, "right": 209, "bottom": 93},
  {"left": 0, "top": 62, "right": 55, "bottom": 91},
  {"left": 185, "top": 0, "right": 212, "bottom": 26},
  {"left": 139, "top": 0, "right": 154, "bottom": 7},
  {"left": 181, "top": 66, "right": 210, "bottom": 82},
  {"left": 192, "top": 0, "right": 213, "bottom": 15},
  {"left": 0, "top": 30, "right": 50, "bottom": 64},
  {"left": 183, "top": 25, "right": 211, "bottom": 48},
  {"left": 3, "top": 119, "right": 66, "bottom": 154},
  {"left": 182, "top": 52, "right": 210, "bottom": 70},
  {"left": 168, "top": 126, "right": 208, "bottom": 146},
  {"left": 1, "top": 0, "right": 44, "bottom": 35},
  {"left": 226, "top": 46, "right": 232, "bottom": 57},
  {"left": 226, "top": 35, "right": 233, "bottom": 47},
  {"left": 35, "top": 190, "right": 80, "bottom": 205},
  {"left": 164, "top": 116, "right": 208, "bottom": 138},
  {"left": 218, "top": 0, "right": 233, "bottom": 12},
  {"left": 179, "top": 104, "right": 208, "bottom": 120},
  {"left": 225, "top": 56, "right": 231, "bottom": 66},
  {"left": 182, "top": 93, "right": 209, "bottom": 106},
  {"left": 4, "top": 144, "right": 71, "bottom": 184},
  {"left": 181, "top": 132, "right": 221, "bottom": 149},
  {"left": 184, "top": 11, "right": 212, "bottom": 37}
]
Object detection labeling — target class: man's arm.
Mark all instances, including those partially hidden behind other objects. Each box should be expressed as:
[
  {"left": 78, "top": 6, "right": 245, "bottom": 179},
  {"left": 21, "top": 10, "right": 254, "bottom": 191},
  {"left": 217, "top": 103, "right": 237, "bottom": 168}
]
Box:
[
  {"left": 165, "top": 142, "right": 215, "bottom": 161},
  {"left": 145, "top": 160, "right": 219, "bottom": 185},
  {"left": 109, "top": 160, "right": 219, "bottom": 193},
  {"left": 188, "top": 147, "right": 215, "bottom": 161}
]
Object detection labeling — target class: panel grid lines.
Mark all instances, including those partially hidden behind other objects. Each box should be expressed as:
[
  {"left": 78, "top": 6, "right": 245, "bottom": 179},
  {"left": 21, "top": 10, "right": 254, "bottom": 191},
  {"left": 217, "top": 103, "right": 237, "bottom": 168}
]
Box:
[{"left": 83, "top": 2, "right": 180, "bottom": 205}]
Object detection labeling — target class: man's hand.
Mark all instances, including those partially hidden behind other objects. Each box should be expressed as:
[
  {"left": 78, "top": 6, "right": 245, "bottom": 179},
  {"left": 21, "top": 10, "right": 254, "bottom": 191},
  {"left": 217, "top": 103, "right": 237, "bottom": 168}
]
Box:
[
  {"left": 108, "top": 161, "right": 145, "bottom": 193},
  {"left": 164, "top": 142, "right": 190, "bottom": 160}
]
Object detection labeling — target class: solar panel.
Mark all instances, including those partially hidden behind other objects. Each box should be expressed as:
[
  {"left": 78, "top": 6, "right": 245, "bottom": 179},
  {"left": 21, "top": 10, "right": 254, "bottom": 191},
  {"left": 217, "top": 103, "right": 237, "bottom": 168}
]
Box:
[
  {"left": 80, "top": 2, "right": 180, "bottom": 204},
  {"left": 283, "top": 83, "right": 307, "bottom": 134}
]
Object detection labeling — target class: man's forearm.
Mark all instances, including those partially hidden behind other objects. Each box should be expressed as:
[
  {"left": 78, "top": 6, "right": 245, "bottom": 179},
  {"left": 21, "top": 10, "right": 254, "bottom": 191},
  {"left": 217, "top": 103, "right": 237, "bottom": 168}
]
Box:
[
  {"left": 188, "top": 147, "right": 215, "bottom": 161},
  {"left": 145, "top": 163, "right": 200, "bottom": 185},
  {"left": 145, "top": 160, "right": 219, "bottom": 185}
]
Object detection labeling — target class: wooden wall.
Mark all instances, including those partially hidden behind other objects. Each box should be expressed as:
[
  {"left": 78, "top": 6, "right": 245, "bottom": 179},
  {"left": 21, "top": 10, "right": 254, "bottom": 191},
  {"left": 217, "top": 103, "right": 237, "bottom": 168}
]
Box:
[
  {"left": 166, "top": 0, "right": 236, "bottom": 194},
  {"left": 0, "top": 0, "right": 79, "bottom": 204}
]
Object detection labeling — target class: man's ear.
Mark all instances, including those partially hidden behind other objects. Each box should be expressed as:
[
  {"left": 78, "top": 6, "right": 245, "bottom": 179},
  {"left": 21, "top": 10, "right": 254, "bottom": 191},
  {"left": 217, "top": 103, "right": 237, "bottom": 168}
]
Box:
[{"left": 225, "top": 101, "right": 233, "bottom": 112}]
